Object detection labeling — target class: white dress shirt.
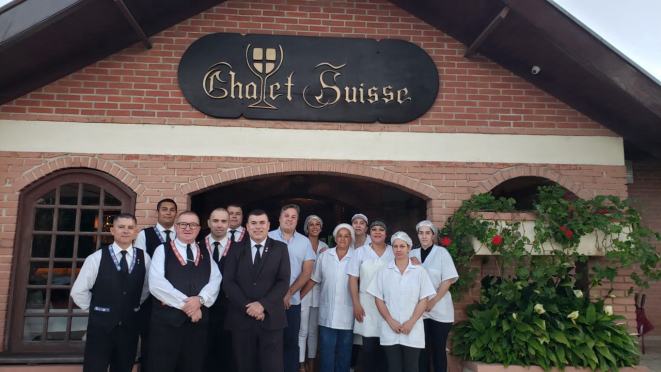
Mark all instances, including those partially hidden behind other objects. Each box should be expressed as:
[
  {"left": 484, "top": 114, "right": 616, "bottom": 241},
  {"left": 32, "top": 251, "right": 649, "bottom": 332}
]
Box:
[
  {"left": 269, "top": 228, "right": 316, "bottom": 305},
  {"left": 149, "top": 239, "right": 222, "bottom": 309},
  {"left": 204, "top": 233, "right": 230, "bottom": 258},
  {"left": 251, "top": 238, "right": 266, "bottom": 263},
  {"left": 70, "top": 244, "right": 151, "bottom": 311},
  {"left": 409, "top": 246, "right": 459, "bottom": 323},
  {"left": 134, "top": 222, "right": 176, "bottom": 253},
  {"left": 311, "top": 247, "right": 354, "bottom": 330},
  {"left": 367, "top": 259, "right": 436, "bottom": 348},
  {"left": 228, "top": 226, "right": 245, "bottom": 242}
]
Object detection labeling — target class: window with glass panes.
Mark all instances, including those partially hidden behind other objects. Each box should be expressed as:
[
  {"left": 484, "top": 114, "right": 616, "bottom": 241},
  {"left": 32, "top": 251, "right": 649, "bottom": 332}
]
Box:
[{"left": 9, "top": 169, "right": 135, "bottom": 353}]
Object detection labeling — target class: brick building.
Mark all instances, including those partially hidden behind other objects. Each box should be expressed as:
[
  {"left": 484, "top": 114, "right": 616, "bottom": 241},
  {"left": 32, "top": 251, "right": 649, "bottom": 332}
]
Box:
[{"left": 0, "top": 0, "right": 660, "bottom": 367}]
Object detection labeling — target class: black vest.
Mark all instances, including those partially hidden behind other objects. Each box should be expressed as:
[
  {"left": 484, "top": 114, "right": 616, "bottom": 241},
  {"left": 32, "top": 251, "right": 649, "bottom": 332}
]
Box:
[
  {"left": 152, "top": 242, "right": 211, "bottom": 327},
  {"left": 89, "top": 246, "right": 146, "bottom": 332},
  {"left": 143, "top": 227, "right": 168, "bottom": 257},
  {"left": 198, "top": 237, "right": 230, "bottom": 308}
]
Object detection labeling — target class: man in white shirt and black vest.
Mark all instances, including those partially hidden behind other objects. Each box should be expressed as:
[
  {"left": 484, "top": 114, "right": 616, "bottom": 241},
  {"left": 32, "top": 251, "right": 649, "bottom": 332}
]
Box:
[
  {"left": 197, "top": 208, "right": 237, "bottom": 372},
  {"left": 133, "top": 198, "right": 178, "bottom": 370},
  {"left": 71, "top": 213, "right": 151, "bottom": 372},
  {"left": 227, "top": 203, "right": 246, "bottom": 243},
  {"left": 148, "top": 211, "right": 222, "bottom": 372}
]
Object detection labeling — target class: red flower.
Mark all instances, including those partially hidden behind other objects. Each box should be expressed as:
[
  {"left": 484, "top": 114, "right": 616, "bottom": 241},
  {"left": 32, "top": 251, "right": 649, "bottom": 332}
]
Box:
[
  {"left": 568, "top": 206, "right": 574, "bottom": 212},
  {"left": 441, "top": 237, "right": 452, "bottom": 246},
  {"left": 566, "top": 230, "right": 574, "bottom": 239},
  {"left": 611, "top": 208, "right": 617, "bottom": 214},
  {"left": 492, "top": 235, "right": 503, "bottom": 246},
  {"left": 599, "top": 209, "right": 609, "bottom": 214},
  {"left": 559, "top": 226, "right": 567, "bottom": 231},
  {"left": 564, "top": 193, "right": 572, "bottom": 200}
]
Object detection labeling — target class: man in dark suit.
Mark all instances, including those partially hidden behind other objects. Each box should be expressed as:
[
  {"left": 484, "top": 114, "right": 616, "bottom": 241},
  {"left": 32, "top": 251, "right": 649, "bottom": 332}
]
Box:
[{"left": 223, "top": 209, "right": 291, "bottom": 372}]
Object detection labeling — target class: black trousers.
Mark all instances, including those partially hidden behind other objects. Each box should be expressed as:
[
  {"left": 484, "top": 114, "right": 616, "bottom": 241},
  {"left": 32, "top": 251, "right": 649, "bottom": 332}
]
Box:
[
  {"left": 147, "top": 320, "right": 208, "bottom": 372},
  {"left": 384, "top": 345, "right": 420, "bottom": 372},
  {"left": 83, "top": 324, "right": 139, "bottom": 372},
  {"left": 137, "top": 297, "right": 152, "bottom": 371},
  {"left": 232, "top": 324, "right": 284, "bottom": 372},
  {"left": 419, "top": 320, "right": 452, "bottom": 372},
  {"left": 283, "top": 304, "right": 301, "bottom": 372},
  {"left": 361, "top": 336, "right": 388, "bottom": 372},
  {"left": 207, "top": 304, "right": 236, "bottom": 372}
]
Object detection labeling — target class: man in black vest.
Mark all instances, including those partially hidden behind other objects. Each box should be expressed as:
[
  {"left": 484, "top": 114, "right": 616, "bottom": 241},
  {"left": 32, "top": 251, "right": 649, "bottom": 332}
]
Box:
[
  {"left": 197, "top": 208, "right": 236, "bottom": 372},
  {"left": 71, "top": 213, "right": 150, "bottom": 372},
  {"left": 224, "top": 209, "right": 291, "bottom": 372},
  {"left": 148, "top": 211, "right": 222, "bottom": 372},
  {"left": 134, "top": 198, "right": 178, "bottom": 370}
]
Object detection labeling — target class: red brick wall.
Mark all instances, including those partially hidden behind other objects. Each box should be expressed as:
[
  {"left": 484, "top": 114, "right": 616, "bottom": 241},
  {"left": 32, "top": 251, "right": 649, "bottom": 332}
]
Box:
[
  {"left": 0, "top": 0, "right": 616, "bottom": 138},
  {"left": 628, "top": 159, "right": 661, "bottom": 335}
]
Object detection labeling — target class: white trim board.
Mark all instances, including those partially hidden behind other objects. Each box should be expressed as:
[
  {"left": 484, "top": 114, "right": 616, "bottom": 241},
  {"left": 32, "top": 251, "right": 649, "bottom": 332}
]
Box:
[{"left": 0, "top": 120, "right": 624, "bottom": 166}]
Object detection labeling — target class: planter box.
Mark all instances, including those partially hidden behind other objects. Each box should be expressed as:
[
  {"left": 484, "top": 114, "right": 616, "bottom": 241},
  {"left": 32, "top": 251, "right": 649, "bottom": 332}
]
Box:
[
  {"left": 470, "top": 212, "right": 629, "bottom": 257},
  {"left": 463, "top": 360, "right": 647, "bottom": 372}
]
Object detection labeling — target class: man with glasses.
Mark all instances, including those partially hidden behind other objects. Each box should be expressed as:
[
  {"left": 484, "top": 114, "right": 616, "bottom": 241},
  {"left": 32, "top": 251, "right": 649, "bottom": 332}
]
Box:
[
  {"left": 148, "top": 211, "right": 222, "bottom": 372},
  {"left": 224, "top": 209, "right": 291, "bottom": 372}
]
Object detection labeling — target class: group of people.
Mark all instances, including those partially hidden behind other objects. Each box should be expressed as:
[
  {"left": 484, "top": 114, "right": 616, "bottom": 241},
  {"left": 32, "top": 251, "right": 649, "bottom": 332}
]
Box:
[{"left": 70, "top": 198, "right": 459, "bottom": 372}]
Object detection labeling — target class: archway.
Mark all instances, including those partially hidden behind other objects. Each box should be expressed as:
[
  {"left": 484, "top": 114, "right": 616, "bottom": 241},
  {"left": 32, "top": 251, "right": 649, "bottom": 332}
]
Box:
[{"left": 191, "top": 174, "right": 427, "bottom": 245}]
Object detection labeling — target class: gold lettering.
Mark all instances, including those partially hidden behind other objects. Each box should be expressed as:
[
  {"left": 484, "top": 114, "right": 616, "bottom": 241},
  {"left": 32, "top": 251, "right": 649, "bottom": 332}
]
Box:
[
  {"left": 303, "top": 63, "right": 345, "bottom": 109},
  {"left": 359, "top": 83, "right": 365, "bottom": 104},
  {"left": 229, "top": 71, "right": 243, "bottom": 99},
  {"left": 344, "top": 87, "right": 358, "bottom": 103},
  {"left": 397, "top": 88, "right": 411, "bottom": 104},
  {"left": 382, "top": 85, "right": 394, "bottom": 104},
  {"left": 367, "top": 87, "right": 378, "bottom": 104},
  {"left": 202, "top": 62, "right": 232, "bottom": 99},
  {"left": 246, "top": 82, "right": 258, "bottom": 100},
  {"left": 286, "top": 72, "right": 295, "bottom": 101},
  {"left": 269, "top": 82, "right": 282, "bottom": 101}
]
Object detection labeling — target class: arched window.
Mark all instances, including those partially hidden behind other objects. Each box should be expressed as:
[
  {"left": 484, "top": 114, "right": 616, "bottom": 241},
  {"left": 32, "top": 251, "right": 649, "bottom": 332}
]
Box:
[
  {"left": 490, "top": 176, "right": 575, "bottom": 210},
  {"left": 9, "top": 169, "right": 136, "bottom": 353}
]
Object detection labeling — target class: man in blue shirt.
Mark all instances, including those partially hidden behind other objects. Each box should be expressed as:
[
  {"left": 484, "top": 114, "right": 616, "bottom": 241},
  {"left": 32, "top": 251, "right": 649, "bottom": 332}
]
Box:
[{"left": 268, "top": 204, "right": 316, "bottom": 372}]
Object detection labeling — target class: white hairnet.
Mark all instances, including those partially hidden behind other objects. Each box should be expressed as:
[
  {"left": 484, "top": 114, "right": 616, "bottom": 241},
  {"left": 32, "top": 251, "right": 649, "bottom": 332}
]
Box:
[{"left": 391, "top": 231, "right": 413, "bottom": 247}]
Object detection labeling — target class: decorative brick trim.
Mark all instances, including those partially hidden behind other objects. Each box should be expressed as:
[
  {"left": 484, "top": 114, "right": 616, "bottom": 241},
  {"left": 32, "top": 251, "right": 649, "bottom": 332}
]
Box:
[
  {"left": 180, "top": 160, "right": 434, "bottom": 199},
  {"left": 475, "top": 166, "right": 593, "bottom": 199},
  {"left": 10, "top": 156, "right": 143, "bottom": 195}
]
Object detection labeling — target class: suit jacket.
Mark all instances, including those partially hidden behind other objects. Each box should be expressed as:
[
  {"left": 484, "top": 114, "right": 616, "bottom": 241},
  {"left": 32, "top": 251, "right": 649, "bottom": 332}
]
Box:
[{"left": 223, "top": 236, "right": 291, "bottom": 331}]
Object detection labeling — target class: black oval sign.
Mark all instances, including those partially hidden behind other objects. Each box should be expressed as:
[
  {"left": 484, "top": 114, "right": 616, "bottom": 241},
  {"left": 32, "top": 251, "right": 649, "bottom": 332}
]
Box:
[{"left": 178, "top": 33, "right": 439, "bottom": 123}]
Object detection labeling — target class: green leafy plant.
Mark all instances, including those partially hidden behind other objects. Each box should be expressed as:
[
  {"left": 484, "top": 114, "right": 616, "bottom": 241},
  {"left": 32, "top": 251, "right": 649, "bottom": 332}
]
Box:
[{"left": 442, "top": 184, "right": 661, "bottom": 369}]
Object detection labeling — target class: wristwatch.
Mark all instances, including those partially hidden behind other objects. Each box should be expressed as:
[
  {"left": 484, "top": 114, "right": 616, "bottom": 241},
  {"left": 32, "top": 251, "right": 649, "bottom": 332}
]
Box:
[
  {"left": 198, "top": 296, "right": 205, "bottom": 305},
  {"left": 290, "top": 289, "right": 296, "bottom": 295}
]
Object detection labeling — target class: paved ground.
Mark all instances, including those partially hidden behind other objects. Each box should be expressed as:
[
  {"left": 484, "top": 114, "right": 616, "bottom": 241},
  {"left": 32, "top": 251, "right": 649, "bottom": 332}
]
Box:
[{"left": 640, "top": 338, "right": 661, "bottom": 372}]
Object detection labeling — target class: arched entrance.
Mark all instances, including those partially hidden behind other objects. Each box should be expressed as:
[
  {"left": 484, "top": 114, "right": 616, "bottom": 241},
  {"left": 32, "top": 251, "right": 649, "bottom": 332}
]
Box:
[{"left": 191, "top": 174, "right": 427, "bottom": 245}]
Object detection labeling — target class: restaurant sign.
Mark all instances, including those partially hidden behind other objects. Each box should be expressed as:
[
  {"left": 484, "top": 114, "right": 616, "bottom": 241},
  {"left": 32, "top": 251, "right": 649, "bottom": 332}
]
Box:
[{"left": 178, "top": 33, "right": 439, "bottom": 123}]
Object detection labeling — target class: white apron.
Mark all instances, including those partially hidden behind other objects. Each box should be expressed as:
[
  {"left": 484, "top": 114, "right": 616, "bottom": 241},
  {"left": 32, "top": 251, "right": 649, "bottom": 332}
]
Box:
[{"left": 354, "top": 255, "right": 390, "bottom": 337}]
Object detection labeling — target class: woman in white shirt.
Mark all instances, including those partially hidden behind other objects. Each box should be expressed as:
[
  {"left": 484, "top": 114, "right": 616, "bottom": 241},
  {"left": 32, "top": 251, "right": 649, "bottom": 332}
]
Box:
[
  {"left": 348, "top": 221, "right": 393, "bottom": 372},
  {"left": 299, "top": 215, "right": 329, "bottom": 372},
  {"left": 368, "top": 231, "right": 435, "bottom": 372},
  {"left": 302, "top": 223, "right": 355, "bottom": 372},
  {"left": 409, "top": 220, "right": 459, "bottom": 372}
]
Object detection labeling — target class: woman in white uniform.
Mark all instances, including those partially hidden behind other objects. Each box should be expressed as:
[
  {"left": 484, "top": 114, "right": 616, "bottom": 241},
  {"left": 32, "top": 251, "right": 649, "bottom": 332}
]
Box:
[
  {"left": 367, "top": 232, "right": 436, "bottom": 372},
  {"left": 302, "top": 223, "right": 355, "bottom": 372},
  {"left": 410, "top": 220, "right": 458, "bottom": 372},
  {"left": 299, "top": 215, "right": 329, "bottom": 372},
  {"left": 348, "top": 221, "right": 393, "bottom": 372}
]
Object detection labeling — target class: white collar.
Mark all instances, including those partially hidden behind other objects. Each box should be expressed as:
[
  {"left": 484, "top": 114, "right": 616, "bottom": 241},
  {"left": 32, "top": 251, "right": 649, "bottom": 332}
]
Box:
[
  {"left": 206, "top": 233, "right": 229, "bottom": 246},
  {"left": 174, "top": 238, "right": 196, "bottom": 249},
  {"left": 229, "top": 226, "right": 243, "bottom": 232},
  {"left": 329, "top": 246, "right": 353, "bottom": 260},
  {"left": 156, "top": 222, "right": 174, "bottom": 233},
  {"left": 250, "top": 238, "right": 267, "bottom": 247},
  {"left": 112, "top": 244, "right": 134, "bottom": 257},
  {"left": 387, "top": 258, "right": 417, "bottom": 274}
]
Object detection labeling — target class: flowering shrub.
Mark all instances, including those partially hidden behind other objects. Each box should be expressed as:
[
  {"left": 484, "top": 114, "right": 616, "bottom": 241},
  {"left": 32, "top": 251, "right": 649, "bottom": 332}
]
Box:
[{"left": 444, "top": 185, "right": 661, "bottom": 369}]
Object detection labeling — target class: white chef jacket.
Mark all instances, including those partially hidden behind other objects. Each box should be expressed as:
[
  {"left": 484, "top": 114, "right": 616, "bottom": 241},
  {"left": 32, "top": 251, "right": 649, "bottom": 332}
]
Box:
[
  {"left": 302, "top": 240, "right": 329, "bottom": 309},
  {"left": 311, "top": 247, "right": 354, "bottom": 330},
  {"left": 347, "top": 244, "right": 394, "bottom": 337},
  {"left": 149, "top": 239, "right": 222, "bottom": 309},
  {"left": 367, "top": 259, "right": 435, "bottom": 348},
  {"left": 410, "top": 245, "right": 459, "bottom": 323},
  {"left": 71, "top": 244, "right": 151, "bottom": 311}
]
